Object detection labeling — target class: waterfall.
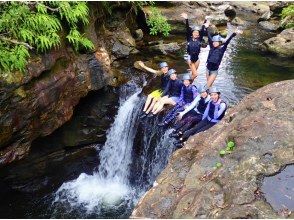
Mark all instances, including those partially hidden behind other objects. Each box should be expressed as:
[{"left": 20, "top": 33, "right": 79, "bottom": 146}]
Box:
[{"left": 52, "top": 81, "right": 143, "bottom": 217}]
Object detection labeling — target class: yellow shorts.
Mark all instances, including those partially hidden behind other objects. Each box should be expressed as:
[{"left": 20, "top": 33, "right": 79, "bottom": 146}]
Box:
[{"left": 149, "top": 89, "right": 163, "bottom": 99}]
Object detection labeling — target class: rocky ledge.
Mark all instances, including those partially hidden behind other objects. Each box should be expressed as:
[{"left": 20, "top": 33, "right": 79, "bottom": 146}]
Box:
[{"left": 132, "top": 80, "right": 294, "bottom": 219}]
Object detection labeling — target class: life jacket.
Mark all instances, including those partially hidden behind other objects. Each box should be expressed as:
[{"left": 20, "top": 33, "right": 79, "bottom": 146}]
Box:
[
  {"left": 187, "top": 40, "right": 201, "bottom": 55},
  {"left": 208, "top": 99, "right": 227, "bottom": 121},
  {"left": 207, "top": 47, "right": 224, "bottom": 65},
  {"left": 196, "top": 97, "right": 209, "bottom": 114},
  {"left": 168, "top": 79, "right": 182, "bottom": 97},
  {"left": 183, "top": 85, "right": 196, "bottom": 103},
  {"left": 161, "top": 73, "right": 170, "bottom": 90}
]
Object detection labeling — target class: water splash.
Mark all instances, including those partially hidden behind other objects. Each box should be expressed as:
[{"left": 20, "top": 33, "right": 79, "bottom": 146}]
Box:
[{"left": 52, "top": 82, "right": 143, "bottom": 217}]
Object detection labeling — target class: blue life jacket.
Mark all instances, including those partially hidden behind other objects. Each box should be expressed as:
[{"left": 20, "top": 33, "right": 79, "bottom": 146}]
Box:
[
  {"left": 183, "top": 85, "right": 196, "bottom": 103},
  {"left": 187, "top": 40, "right": 201, "bottom": 55},
  {"left": 208, "top": 100, "right": 227, "bottom": 121},
  {"left": 197, "top": 97, "right": 209, "bottom": 114},
  {"left": 168, "top": 79, "right": 183, "bottom": 97},
  {"left": 161, "top": 73, "right": 170, "bottom": 90}
]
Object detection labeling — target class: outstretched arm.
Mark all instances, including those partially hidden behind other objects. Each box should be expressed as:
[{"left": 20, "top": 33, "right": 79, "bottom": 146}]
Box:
[
  {"left": 215, "top": 103, "right": 226, "bottom": 118},
  {"left": 202, "top": 101, "right": 211, "bottom": 120},
  {"left": 181, "top": 13, "right": 191, "bottom": 42},
  {"left": 135, "top": 61, "right": 162, "bottom": 76},
  {"left": 199, "top": 19, "right": 209, "bottom": 42},
  {"left": 222, "top": 29, "right": 242, "bottom": 51},
  {"left": 207, "top": 31, "right": 214, "bottom": 48}
]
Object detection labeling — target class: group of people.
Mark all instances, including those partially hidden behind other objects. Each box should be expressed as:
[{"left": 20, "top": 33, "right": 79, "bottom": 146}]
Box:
[{"left": 137, "top": 13, "right": 243, "bottom": 148}]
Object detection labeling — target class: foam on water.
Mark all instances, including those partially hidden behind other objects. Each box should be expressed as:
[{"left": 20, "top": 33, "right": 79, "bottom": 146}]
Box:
[{"left": 52, "top": 83, "right": 142, "bottom": 215}]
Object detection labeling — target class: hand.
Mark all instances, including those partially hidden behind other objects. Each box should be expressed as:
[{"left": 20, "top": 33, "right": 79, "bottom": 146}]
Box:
[
  {"left": 204, "top": 20, "right": 210, "bottom": 28},
  {"left": 177, "top": 112, "right": 183, "bottom": 120},
  {"left": 181, "top": 12, "right": 188, "bottom": 20},
  {"left": 137, "top": 61, "right": 145, "bottom": 67}
]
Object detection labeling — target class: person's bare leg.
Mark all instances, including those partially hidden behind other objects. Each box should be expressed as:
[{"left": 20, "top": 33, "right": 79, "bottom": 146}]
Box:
[
  {"left": 190, "top": 60, "right": 200, "bottom": 80},
  {"left": 143, "top": 94, "right": 153, "bottom": 112},
  {"left": 206, "top": 74, "right": 217, "bottom": 88},
  {"left": 146, "top": 98, "right": 158, "bottom": 114},
  {"left": 153, "top": 98, "right": 176, "bottom": 115}
]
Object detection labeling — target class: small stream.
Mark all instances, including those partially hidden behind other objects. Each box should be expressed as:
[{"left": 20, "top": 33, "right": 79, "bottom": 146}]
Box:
[{"left": 0, "top": 10, "right": 294, "bottom": 219}]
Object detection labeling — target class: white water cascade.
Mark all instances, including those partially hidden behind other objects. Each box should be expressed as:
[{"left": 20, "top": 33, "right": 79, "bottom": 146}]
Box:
[{"left": 53, "top": 83, "right": 143, "bottom": 216}]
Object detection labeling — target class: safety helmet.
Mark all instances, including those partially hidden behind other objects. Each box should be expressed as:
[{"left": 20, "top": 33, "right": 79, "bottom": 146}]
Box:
[
  {"left": 182, "top": 74, "right": 191, "bottom": 81},
  {"left": 159, "top": 62, "right": 168, "bottom": 68},
  {"left": 198, "top": 85, "right": 208, "bottom": 93},
  {"left": 209, "top": 87, "right": 221, "bottom": 94},
  {"left": 191, "top": 25, "right": 201, "bottom": 32},
  {"left": 212, "top": 35, "right": 223, "bottom": 42},
  {"left": 167, "top": 69, "right": 176, "bottom": 76}
]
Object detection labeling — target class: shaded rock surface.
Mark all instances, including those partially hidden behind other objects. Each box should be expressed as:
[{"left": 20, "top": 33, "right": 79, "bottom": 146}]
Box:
[
  {"left": 132, "top": 80, "right": 294, "bottom": 219},
  {"left": 261, "top": 28, "right": 294, "bottom": 57},
  {"left": 258, "top": 21, "right": 280, "bottom": 32}
]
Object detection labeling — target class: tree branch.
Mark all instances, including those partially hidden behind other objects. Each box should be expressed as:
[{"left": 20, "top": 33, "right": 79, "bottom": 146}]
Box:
[{"left": 0, "top": 36, "right": 34, "bottom": 50}]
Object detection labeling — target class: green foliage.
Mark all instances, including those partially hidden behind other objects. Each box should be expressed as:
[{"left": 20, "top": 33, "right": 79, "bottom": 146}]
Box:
[
  {"left": 146, "top": 7, "right": 171, "bottom": 37},
  {"left": 281, "top": 4, "right": 294, "bottom": 28},
  {"left": 0, "top": 1, "right": 94, "bottom": 74},
  {"left": 219, "top": 149, "right": 226, "bottom": 157}
]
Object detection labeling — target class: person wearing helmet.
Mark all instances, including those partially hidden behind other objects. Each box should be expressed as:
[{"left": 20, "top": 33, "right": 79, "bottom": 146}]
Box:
[
  {"left": 150, "top": 69, "right": 183, "bottom": 116},
  {"left": 173, "top": 87, "right": 227, "bottom": 148},
  {"left": 205, "top": 27, "right": 243, "bottom": 88},
  {"left": 158, "top": 73, "right": 198, "bottom": 126},
  {"left": 169, "top": 85, "right": 210, "bottom": 138},
  {"left": 181, "top": 13, "right": 210, "bottom": 80},
  {"left": 138, "top": 61, "right": 171, "bottom": 119}
]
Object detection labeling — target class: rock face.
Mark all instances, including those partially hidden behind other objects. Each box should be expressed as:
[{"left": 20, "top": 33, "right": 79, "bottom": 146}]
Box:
[
  {"left": 258, "top": 21, "right": 279, "bottom": 32},
  {"left": 131, "top": 80, "right": 294, "bottom": 219},
  {"left": 0, "top": 3, "right": 139, "bottom": 166},
  {"left": 261, "top": 28, "right": 294, "bottom": 57},
  {"left": 148, "top": 42, "right": 181, "bottom": 55}
]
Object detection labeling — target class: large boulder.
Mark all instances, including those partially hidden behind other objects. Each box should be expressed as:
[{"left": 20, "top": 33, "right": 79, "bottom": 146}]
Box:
[
  {"left": 258, "top": 21, "right": 280, "bottom": 32},
  {"left": 261, "top": 28, "right": 294, "bottom": 57},
  {"left": 148, "top": 42, "right": 181, "bottom": 55},
  {"left": 269, "top": 1, "right": 290, "bottom": 16},
  {"left": 131, "top": 80, "right": 294, "bottom": 219},
  {"left": 230, "top": 2, "right": 270, "bottom": 15}
]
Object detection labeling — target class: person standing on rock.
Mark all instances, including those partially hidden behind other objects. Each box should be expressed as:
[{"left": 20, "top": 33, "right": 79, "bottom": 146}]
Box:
[
  {"left": 150, "top": 69, "right": 183, "bottom": 116},
  {"left": 158, "top": 74, "right": 198, "bottom": 127},
  {"left": 181, "top": 13, "right": 210, "bottom": 80},
  {"left": 137, "top": 61, "right": 171, "bottom": 119},
  {"left": 173, "top": 87, "right": 227, "bottom": 148},
  {"left": 169, "top": 85, "right": 210, "bottom": 138},
  {"left": 205, "top": 27, "right": 243, "bottom": 88}
]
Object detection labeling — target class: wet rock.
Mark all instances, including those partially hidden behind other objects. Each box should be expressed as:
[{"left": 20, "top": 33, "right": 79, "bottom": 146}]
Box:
[
  {"left": 135, "top": 29, "right": 144, "bottom": 41},
  {"left": 230, "top": 17, "right": 246, "bottom": 26},
  {"left": 261, "top": 28, "right": 294, "bottom": 57},
  {"left": 230, "top": 2, "right": 270, "bottom": 15},
  {"left": 269, "top": 1, "right": 290, "bottom": 16},
  {"left": 258, "top": 21, "right": 279, "bottom": 32},
  {"left": 148, "top": 42, "right": 181, "bottom": 55},
  {"left": 224, "top": 6, "right": 237, "bottom": 20},
  {"left": 258, "top": 11, "right": 273, "bottom": 22},
  {"left": 131, "top": 80, "right": 294, "bottom": 218}
]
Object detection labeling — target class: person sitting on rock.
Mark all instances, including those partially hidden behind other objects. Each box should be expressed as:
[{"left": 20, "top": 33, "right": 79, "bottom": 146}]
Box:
[
  {"left": 150, "top": 69, "right": 183, "bottom": 116},
  {"left": 181, "top": 13, "right": 210, "bottom": 80},
  {"left": 169, "top": 85, "right": 210, "bottom": 138},
  {"left": 173, "top": 87, "right": 227, "bottom": 148},
  {"left": 205, "top": 28, "right": 243, "bottom": 88},
  {"left": 137, "top": 61, "right": 171, "bottom": 119},
  {"left": 158, "top": 74, "right": 198, "bottom": 127}
]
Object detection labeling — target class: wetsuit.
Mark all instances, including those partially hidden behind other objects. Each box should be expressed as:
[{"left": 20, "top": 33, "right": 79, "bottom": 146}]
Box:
[
  {"left": 179, "top": 99, "right": 227, "bottom": 142},
  {"left": 186, "top": 19, "right": 206, "bottom": 63},
  {"left": 162, "top": 84, "right": 198, "bottom": 124},
  {"left": 162, "top": 79, "right": 183, "bottom": 102},
  {"left": 173, "top": 94, "right": 210, "bottom": 133},
  {"left": 206, "top": 32, "right": 236, "bottom": 74}
]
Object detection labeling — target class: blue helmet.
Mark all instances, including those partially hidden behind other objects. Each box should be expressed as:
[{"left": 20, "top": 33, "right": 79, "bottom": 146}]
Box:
[
  {"left": 212, "top": 35, "right": 223, "bottom": 42},
  {"left": 198, "top": 85, "right": 208, "bottom": 93},
  {"left": 167, "top": 69, "right": 176, "bottom": 76},
  {"left": 182, "top": 74, "right": 191, "bottom": 80},
  {"left": 159, "top": 62, "right": 168, "bottom": 68},
  {"left": 209, "top": 87, "right": 221, "bottom": 94}
]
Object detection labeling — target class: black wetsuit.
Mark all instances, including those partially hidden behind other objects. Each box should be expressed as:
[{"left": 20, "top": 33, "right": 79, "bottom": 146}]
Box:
[
  {"left": 206, "top": 32, "right": 236, "bottom": 71},
  {"left": 162, "top": 79, "right": 183, "bottom": 97}
]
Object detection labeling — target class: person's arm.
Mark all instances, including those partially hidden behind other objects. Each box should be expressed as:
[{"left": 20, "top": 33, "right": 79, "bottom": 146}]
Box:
[
  {"left": 181, "top": 94, "right": 200, "bottom": 116},
  {"left": 199, "top": 19, "right": 208, "bottom": 42},
  {"left": 136, "top": 61, "right": 162, "bottom": 76},
  {"left": 202, "top": 101, "right": 210, "bottom": 120},
  {"left": 185, "top": 19, "right": 192, "bottom": 42},
  {"left": 162, "top": 81, "right": 170, "bottom": 97},
  {"left": 178, "top": 87, "right": 184, "bottom": 104},
  {"left": 215, "top": 103, "right": 226, "bottom": 118},
  {"left": 222, "top": 32, "right": 237, "bottom": 51},
  {"left": 192, "top": 86, "right": 198, "bottom": 100},
  {"left": 207, "top": 31, "right": 214, "bottom": 48}
]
